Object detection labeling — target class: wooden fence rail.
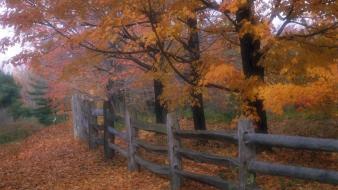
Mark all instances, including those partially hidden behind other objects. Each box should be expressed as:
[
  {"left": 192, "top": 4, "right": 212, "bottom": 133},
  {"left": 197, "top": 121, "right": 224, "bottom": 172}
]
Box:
[
  {"left": 245, "top": 133, "right": 338, "bottom": 152},
  {"left": 72, "top": 97, "right": 338, "bottom": 189},
  {"left": 175, "top": 130, "right": 238, "bottom": 143}
]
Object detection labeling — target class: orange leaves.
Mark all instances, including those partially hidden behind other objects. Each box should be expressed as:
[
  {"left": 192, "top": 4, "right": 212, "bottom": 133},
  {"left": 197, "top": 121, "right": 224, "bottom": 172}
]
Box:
[
  {"left": 1, "top": 7, "right": 42, "bottom": 32},
  {"left": 306, "top": 64, "right": 337, "bottom": 82},
  {"left": 220, "top": 0, "right": 247, "bottom": 13},
  {"left": 180, "top": 6, "right": 197, "bottom": 20},
  {"left": 238, "top": 19, "right": 271, "bottom": 41},
  {"left": 202, "top": 62, "right": 243, "bottom": 89},
  {"left": 259, "top": 82, "right": 335, "bottom": 114},
  {"left": 2, "top": 0, "right": 337, "bottom": 125},
  {"left": 259, "top": 65, "right": 338, "bottom": 114}
]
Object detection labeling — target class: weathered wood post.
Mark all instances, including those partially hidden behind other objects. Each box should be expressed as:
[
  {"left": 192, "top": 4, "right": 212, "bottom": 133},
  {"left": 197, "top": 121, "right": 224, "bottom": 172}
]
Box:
[
  {"left": 238, "top": 119, "right": 256, "bottom": 190},
  {"left": 87, "top": 99, "right": 98, "bottom": 149},
  {"left": 103, "top": 100, "right": 115, "bottom": 159},
  {"left": 72, "top": 94, "right": 95, "bottom": 144},
  {"left": 71, "top": 94, "right": 87, "bottom": 140},
  {"left": 125, "top": 107, "right": 139, "bottom": 171},
  {"left": 166, "top": 113, "right": 182, "bottom": 190}
]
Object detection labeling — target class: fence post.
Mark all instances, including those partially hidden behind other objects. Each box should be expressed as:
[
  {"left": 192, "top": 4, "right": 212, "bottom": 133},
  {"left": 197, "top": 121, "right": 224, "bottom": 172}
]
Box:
[
  {"left": 166, "top": 113, "right": 182, "bottom": 190},
  {"left": 238, "top": 119, "right": 256, "bottom": 190},
  {"left": 87, "top": 100, "right": 98, "bottom": 149},
  {"left": 71, "top": 94, "right": 78, "bottom": 139},
  {"left": 103, "top": 100, "right": 115, "bottom": 159},
  {"left": 71, "top": 94, "right": 87, "bottom": 140},
  {"left": 125, "top": 107, "right": 139, "bottom": 171}
]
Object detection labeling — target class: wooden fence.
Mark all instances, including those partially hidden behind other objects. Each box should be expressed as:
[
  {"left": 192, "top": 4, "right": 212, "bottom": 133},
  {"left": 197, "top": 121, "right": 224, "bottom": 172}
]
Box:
[{"left": 74, "top": 97, "right": 338, "bottom": 190}]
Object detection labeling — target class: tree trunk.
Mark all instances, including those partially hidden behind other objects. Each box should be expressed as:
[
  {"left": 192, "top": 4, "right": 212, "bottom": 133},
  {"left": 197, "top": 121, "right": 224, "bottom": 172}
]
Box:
[
  {"left": 191, "top": 90, "right": 206, "bottom": 130},
  {"left": 236, "top": 3, "right": 268, "bottom": 133},
  {"left": 188, "top": 16, "right": 207, "bottom": 131},
  {"left": 153, "top": 79, "right": 167, "bottom": 124}
]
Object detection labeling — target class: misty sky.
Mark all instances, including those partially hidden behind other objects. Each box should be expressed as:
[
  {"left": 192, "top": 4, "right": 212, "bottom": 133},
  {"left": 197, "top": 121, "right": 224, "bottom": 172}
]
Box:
[
  {"left": 0, "top": 6, "right": 21, "bottom": 71},
  {"left": 0, "top": 28, "right": 21, "bottom": 66}
]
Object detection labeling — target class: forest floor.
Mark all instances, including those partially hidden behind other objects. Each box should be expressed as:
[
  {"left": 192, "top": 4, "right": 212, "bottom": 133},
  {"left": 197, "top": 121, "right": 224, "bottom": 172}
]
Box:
[
  {"left": 0, "top": 121, "right": 337, "bottom": 190},
  {"left": 0, "top": 124, "right": 171, "bottom": 190}
]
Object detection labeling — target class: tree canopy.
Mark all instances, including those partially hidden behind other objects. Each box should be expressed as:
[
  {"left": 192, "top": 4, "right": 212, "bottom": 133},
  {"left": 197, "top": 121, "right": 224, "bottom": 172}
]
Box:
[{"left": 1, "top": 0, "right": 337, "bottom": 131}]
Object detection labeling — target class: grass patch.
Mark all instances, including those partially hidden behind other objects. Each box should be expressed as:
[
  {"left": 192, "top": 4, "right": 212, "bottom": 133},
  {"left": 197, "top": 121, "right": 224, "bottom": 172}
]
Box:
[
  {"left": 204, "top": 108, "right": 236, "bottom": 124},
  {"left": 179, "top": 107, "right": 236, "bottom": 125},
  {"left": 133, "top": 111, "right": 156, "bottom": 123},
  {"left": 268, "top": 106, "right": 338, "bottom": 138},
  {"left": 115, "top": 120, "right": 125, "bottom": 131},
  {"left": 269, "top": 106, "right": 332, "bottom": 122},
  {"left": 0, "top": 119, "right": 44, "bottom": 144}
]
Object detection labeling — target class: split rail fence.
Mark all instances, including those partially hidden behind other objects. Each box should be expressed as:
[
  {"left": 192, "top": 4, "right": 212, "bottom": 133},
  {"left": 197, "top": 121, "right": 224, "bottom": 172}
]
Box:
[{"left": 72, "top": 95, "right": 338, "bottom": 190}]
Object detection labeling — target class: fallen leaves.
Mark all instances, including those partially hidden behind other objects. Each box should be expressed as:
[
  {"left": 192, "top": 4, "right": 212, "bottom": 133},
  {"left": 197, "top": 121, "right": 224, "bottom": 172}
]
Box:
[
  {"left": 0, "top": 124, "right": 168, "bottom": 190},
  {"left": 1, "top": 122, "right": 337, "bottom": 190}
]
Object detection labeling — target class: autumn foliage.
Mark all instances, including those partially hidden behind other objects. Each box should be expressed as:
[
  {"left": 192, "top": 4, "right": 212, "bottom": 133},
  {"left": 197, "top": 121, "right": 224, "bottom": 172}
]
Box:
[{"left": 0, "top": 0, "right": 337, "bottom": 131}]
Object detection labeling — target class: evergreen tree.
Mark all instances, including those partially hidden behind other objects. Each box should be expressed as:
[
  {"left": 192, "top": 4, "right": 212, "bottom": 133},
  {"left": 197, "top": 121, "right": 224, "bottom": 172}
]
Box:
[
  {"left": 28, "top": 77, "right": 56, "bottom": 125},
  {"left": 0, "top": 71, "right": 32, "bottom": 120},
  {"left": 0, "top": 71, "right": 21, "bottom": 108}
]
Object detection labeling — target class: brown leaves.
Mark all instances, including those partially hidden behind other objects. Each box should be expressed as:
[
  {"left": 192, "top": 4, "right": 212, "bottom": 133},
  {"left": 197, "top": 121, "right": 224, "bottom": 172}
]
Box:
[{"left": 0, "top": 124, "right": 169, "bottom": 190}]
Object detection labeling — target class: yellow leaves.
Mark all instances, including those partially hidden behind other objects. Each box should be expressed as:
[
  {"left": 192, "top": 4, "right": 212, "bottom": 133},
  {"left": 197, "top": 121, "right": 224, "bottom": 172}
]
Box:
[
  {"left": 263, "top": 39, "right": 338, "bottom": 84},
  {"left": 168, "top": 1, "right": 200, "bottom": 19},
  {"left": 259, "top": 82, "right": 335, "bottom": 114},
  {"left": 4, "top": 0, "right": 337, "bottom": 126},
  {"left": 306, "top": 64, "right": 337, "bottom": 82},
  {"left": 156, "top": 21, "right": 185, "bottom": 41},
  {"left": 259, "top": 65, "right": 338, "bottom": 115},
  {"left": 142, "top": 33, "right": 158, "bottom": 48},
  {"left": 257, "top": 38, "right": 337, "bottom": 115},
  {"left": 202, "top": 63, "right": 243, "bottom": 89},
  {"left": 240, "top": 103, "right": 261, "bottom": 122},
  {"left": 220, "top": 0, "right": 247, "bottom": 13},
  {"left": 291, "top": 57, "right": 298, "bottom": 65},
  {"left": 181, "top": 6, "right": 196, "bottom": 19},
  {"left": 239, "top": 19, "right": 271, "bottom": 41},
  {"left": 240, "top": 76, "right": 263, "bottom": 100}
]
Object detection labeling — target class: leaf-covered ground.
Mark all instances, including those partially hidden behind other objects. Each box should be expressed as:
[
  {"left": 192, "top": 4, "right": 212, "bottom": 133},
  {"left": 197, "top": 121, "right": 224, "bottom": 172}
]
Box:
[
  {"left": 1, "top": 123, "right": 337, "bottom": 190},
  {"left": 0, "top": 124, "right": 170, "bottom": 190},
  {"left": 0, "top": 124, "right": 218, "bottom": 190}
]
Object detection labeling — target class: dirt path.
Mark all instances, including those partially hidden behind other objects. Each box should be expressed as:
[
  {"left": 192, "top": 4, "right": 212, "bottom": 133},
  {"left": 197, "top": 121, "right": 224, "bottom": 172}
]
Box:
[{"left": 0, "top": 124, "right": 173, "bottom": 190}]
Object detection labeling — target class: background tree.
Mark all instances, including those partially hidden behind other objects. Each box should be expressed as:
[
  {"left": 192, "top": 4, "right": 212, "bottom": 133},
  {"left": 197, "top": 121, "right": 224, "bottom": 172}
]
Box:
[
  {"left": 0, "top": 71, "right": 20, "bottom": 108},
  {"left": 201, "top": 0, "right": 337, "bottom": 133},
  {"left": 0, "top": 70, "right": 32, "bottom": 120},
  {"left": 1, "top": 0, "right": 336, "bottom": 133},
  {"left": 28, "top": 76, "right": 57, "bottom": 125}
]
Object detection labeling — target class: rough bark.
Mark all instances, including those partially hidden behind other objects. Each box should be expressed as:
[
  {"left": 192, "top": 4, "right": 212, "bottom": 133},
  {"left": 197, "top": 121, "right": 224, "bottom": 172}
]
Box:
[
  {"left": 236, "top": 3, "right": 268, "bottom": 133},
  {"left": 191, "top": 90, "right": 206, "bottom": 130},
  {"left": 187, "top": 17, "right": 207, "bottom": 131},
  {"left": 103, "top": 100, "right": 115, "bottom": 159},
  {"left": 154, "top": 79, "right": 167, "bottom": 124}
]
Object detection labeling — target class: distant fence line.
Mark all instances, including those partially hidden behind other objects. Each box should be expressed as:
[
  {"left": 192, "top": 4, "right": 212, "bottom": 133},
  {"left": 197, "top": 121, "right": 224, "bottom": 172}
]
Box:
[{"left": 71, "top": 95, "right": 338, "bottom": 190}]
